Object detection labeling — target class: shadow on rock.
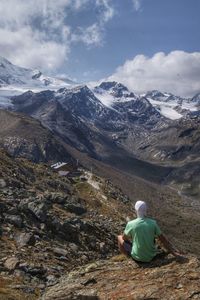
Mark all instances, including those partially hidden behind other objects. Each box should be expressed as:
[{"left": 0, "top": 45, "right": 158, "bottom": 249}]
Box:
[{"left": 133, "top": 252, "right": 189, "bottom": 269}]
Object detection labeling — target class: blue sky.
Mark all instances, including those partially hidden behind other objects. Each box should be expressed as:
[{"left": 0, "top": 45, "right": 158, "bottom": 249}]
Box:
[
  {"left": 0, "top": 0, "right": 199, "bottom": 96},
  {"left": 65, "top": 0, "right": 200, "bottom": 82}
]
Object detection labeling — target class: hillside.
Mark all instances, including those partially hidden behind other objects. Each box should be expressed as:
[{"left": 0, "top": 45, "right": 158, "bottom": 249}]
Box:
[
  {"left": 0, "top": 148, "right": 200, "bottom": 299},
  {"left": 63, "top": 145, "right": 200, "bottom": 257},
  {"left": 0, "top": 149, "right": 132, "bottom": 299},
  {"left": 42, "top": 255, "right": 200, "bottom": 300},
  {"left": 0, "top": 109, "right": 73, "bottom": 163}
]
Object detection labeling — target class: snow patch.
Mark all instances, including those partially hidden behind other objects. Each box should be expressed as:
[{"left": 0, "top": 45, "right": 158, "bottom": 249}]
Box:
[
  {"left": 147, "top": 98, "right": 182, "bottom": 120},
  {"left": 158, "top": 105, "right": 182, "bottom": 120},
  {"left": 93, "top": 89, "right": 133, "bottom": 108}
]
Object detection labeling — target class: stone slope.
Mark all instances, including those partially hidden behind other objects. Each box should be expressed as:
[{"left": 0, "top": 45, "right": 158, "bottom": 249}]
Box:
[
  {"left": 1, "top": 149, "right": 200, "bottom": 299},
  {"left": 42, "top": 254, "right": 200, "bottom": 300},
  {"left": 0, "top": 149, "right": 133, "bottom": 299},
  {"left": 59, "top": 144, "right": 200, "bottom": 259},
  {"left": 0, "top": 109, "right": 73, "bottom": 163}
]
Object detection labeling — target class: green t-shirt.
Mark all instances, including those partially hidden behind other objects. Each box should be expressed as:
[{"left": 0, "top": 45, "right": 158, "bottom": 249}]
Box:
[{"left": 124, "top": 217, "right": 161, "bottom": 262}]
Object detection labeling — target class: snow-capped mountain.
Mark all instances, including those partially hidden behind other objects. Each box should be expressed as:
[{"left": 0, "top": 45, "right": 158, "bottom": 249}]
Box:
[
  {"left": 0, "top": 56, "right": 75, "bottom": 108},
  {"left": 1, "top": 59, "right": 200, "bottom": 191},
  {"left": 93, "top": 81, "right": 137, "bottom": 107},
  {"left": 9, "top": 81, "right": 167, "bottom": 161},
  {"left": 0, "top": 57, "right": 199, "bottom": 121},
  {"left": 92, "top": 82, "right": 200, "bottom": 120},
  {"left": 10, "top": 85, "right": 200, "bottom": 182},
  {"left": 191, "top": 93, "right": 200, "bottom": 105},
  {"left": 144, "top": 90, "right": 183, "bottom": 103},
  {"left": 0, "top": 56, "right": 73, "bottom": 88},
  {"left": 144, "top": 90, "right": 199, "bottom": 120},
  {"left": 91, "top": 81, "right": 164, "bottom": 127}
]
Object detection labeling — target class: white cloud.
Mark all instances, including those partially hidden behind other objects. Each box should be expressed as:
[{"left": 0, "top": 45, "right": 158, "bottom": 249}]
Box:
[
  {"left": 0, "top": 27, "right": 69, "bottom": 71},
  {"left": 96, "top": 0, "right": 115, "bottom": 23},
  {"left": 71, "top": 0, "right": 114, "bottom": 47},
  {"left": 71, "top": 24, "right": 103, "bottom": 47},
  {"left": 108, "top": 51, "right": 200, "bottom": 97},
  {"left": 132, "top": 0, "right": 142, "bottom": 11},
  {"left": 0, "top": 0, "right": 114, "bottom": 71}
]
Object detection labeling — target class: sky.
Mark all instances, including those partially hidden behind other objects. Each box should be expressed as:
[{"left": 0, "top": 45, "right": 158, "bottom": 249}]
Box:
[{"left": 0, "top": 0, "right": 199, "bottom": 96}]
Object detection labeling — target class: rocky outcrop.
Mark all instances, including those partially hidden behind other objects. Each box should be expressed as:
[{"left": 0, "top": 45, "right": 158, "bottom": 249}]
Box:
[
  {"left": 42, "top": 254, "right": 200, "bottom": 300},
  {"left": 0, "top": 109, "right": 73, "bottom": 163},
  {"left": 0, "top": 149, "right": 133, "bottom": 298}
]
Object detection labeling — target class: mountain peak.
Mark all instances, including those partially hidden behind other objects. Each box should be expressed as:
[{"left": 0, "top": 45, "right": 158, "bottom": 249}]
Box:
[
  {"left": 0, "top": 56, "right": 73, "bottom": 89},
  {"left": 99, "top": 81, "right": 129, "bottom": 92},
  {"left": 145, "top": 90, "right": 166, "bottom": 98},
  {"left": 191, "top": 92, "right": 200, "bottom": 104},
  {"left": 0, "top": 56, "right": 12, "bottom": 66}
]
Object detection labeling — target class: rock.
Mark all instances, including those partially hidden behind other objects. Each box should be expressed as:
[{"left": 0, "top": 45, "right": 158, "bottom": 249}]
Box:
[
  {"left": 46, "top": 193, "right": 66, "bottom": 204},
  {"left": 15, "top": 232, "right": 36, "bottom": 247},
  {"left": 40, "top": 223, "right": 46, "bottom": 230},
  {"left": 42, "top": 256, "right": 200, "bottom": 300},
  {"left": 68, "top": 243, "right": 79, "bottom": 252},
  {"left": 0, "top": 202, "right": 7, "bottom": 213},
  {"left": 7, "top": 207, "right": 18, "bottom": 214},
  {"left": 46, "top": 275, "right": 58, "bottom": 287},
  {"left": 4, "top": 257, "right": 20, "bottom": 271},
  {"left": 61, "top": 220, "right": 80, "bottom": 242},
  {"left": 46, "top": 216, "right": 62, "bottom": 233},
  {"left": 19, "top": 263, "right": 47, "bottom": 278},
  {"left": 65, "top": 204, "right": 87, "bottom": 215},
  {"left": 52, "top": 247, "right": 68, "bottom": 257},
  {"left": 99, "top": 242, "right": 107, "bottom": 255},
  {"left": 27, "top": 201, "right": 48, "bottom": 222},
  {"left": 27, "top": 266, "right": 47, "bottom": 277},
  {"left": 80, "top": 255, "right": 88, "bottom": 264},
  {"left": 5, "top": 214, "right": 23, "bottom": 228},
  {"left": 0, "top": 178, "right": 6, "bottom": 188}
]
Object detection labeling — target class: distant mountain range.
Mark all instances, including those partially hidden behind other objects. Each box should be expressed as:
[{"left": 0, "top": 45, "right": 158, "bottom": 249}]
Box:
[
  {"left": 0, "top": 56, "right": 74, "bottom": 88},
  {"left": 0, "top": 56, "right": 200, "bottom": 198},
  {"left": 1, "top": 58, "right": 200, "bottom": 299},
  {"left": 0, "top": 56, "right": 199, "bottom": 119}
]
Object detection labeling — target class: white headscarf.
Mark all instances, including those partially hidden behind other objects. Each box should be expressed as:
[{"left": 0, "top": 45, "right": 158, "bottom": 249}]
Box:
[{"left": 135, "top": 200, "right": 147, "bottom": 218}]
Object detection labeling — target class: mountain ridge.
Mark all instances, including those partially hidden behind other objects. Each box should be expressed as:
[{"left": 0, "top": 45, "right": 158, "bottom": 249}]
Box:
[
  {"left": 0, "top": 57, "right": 200, "bottom": 299},
  {"left": 0, "top": 56, "right": 74, "bottom": 91},
  {"left": 0, "top": 109, "right": 74, "bottom": 163},
  {"left": 0, "top": 57, "right": 199, "bottom": 121}
]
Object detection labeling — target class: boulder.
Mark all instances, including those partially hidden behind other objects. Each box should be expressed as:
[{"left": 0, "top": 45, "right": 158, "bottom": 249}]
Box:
[
  {"left": 19, "top": 263, "right": 47, "bottom": 278},
  {"left": 15, "top": 232, "right": 36, "bottom": 247},
  {"left": 4, "top": 257, "right": 20, "bottom": 271},
  {"left": 52, "top": 247, "right": 68, "bottom": 257},
  {"left": 65, "top": 204, "right": 87, "bottom": 215},
  {"left": 27, "top": 201, "right": 48, "bottom": 222},
  {"left": 5, "top": 214, "right": 23, "bottom": 228},
  {"left": 0, "top": 178, "right": 6, "bottom": 188}
]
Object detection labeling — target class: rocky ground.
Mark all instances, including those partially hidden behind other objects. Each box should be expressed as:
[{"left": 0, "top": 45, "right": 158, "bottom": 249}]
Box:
[
  {"left": 42, "top": 254, "right": 200, "bottom": 300},
  {"left": 0, "top": 109, "right": 73, "bottom": 163},
  {"left": 0, "top": 150, "right": 131, "bottom": 299},
  {"left": 0, "top": 149, "right": 200, "bottom": 299}
]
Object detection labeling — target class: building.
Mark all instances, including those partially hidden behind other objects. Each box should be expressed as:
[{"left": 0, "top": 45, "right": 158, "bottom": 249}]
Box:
[{"left": 51, "top": 162, "right": 77, "bottom": 176}]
